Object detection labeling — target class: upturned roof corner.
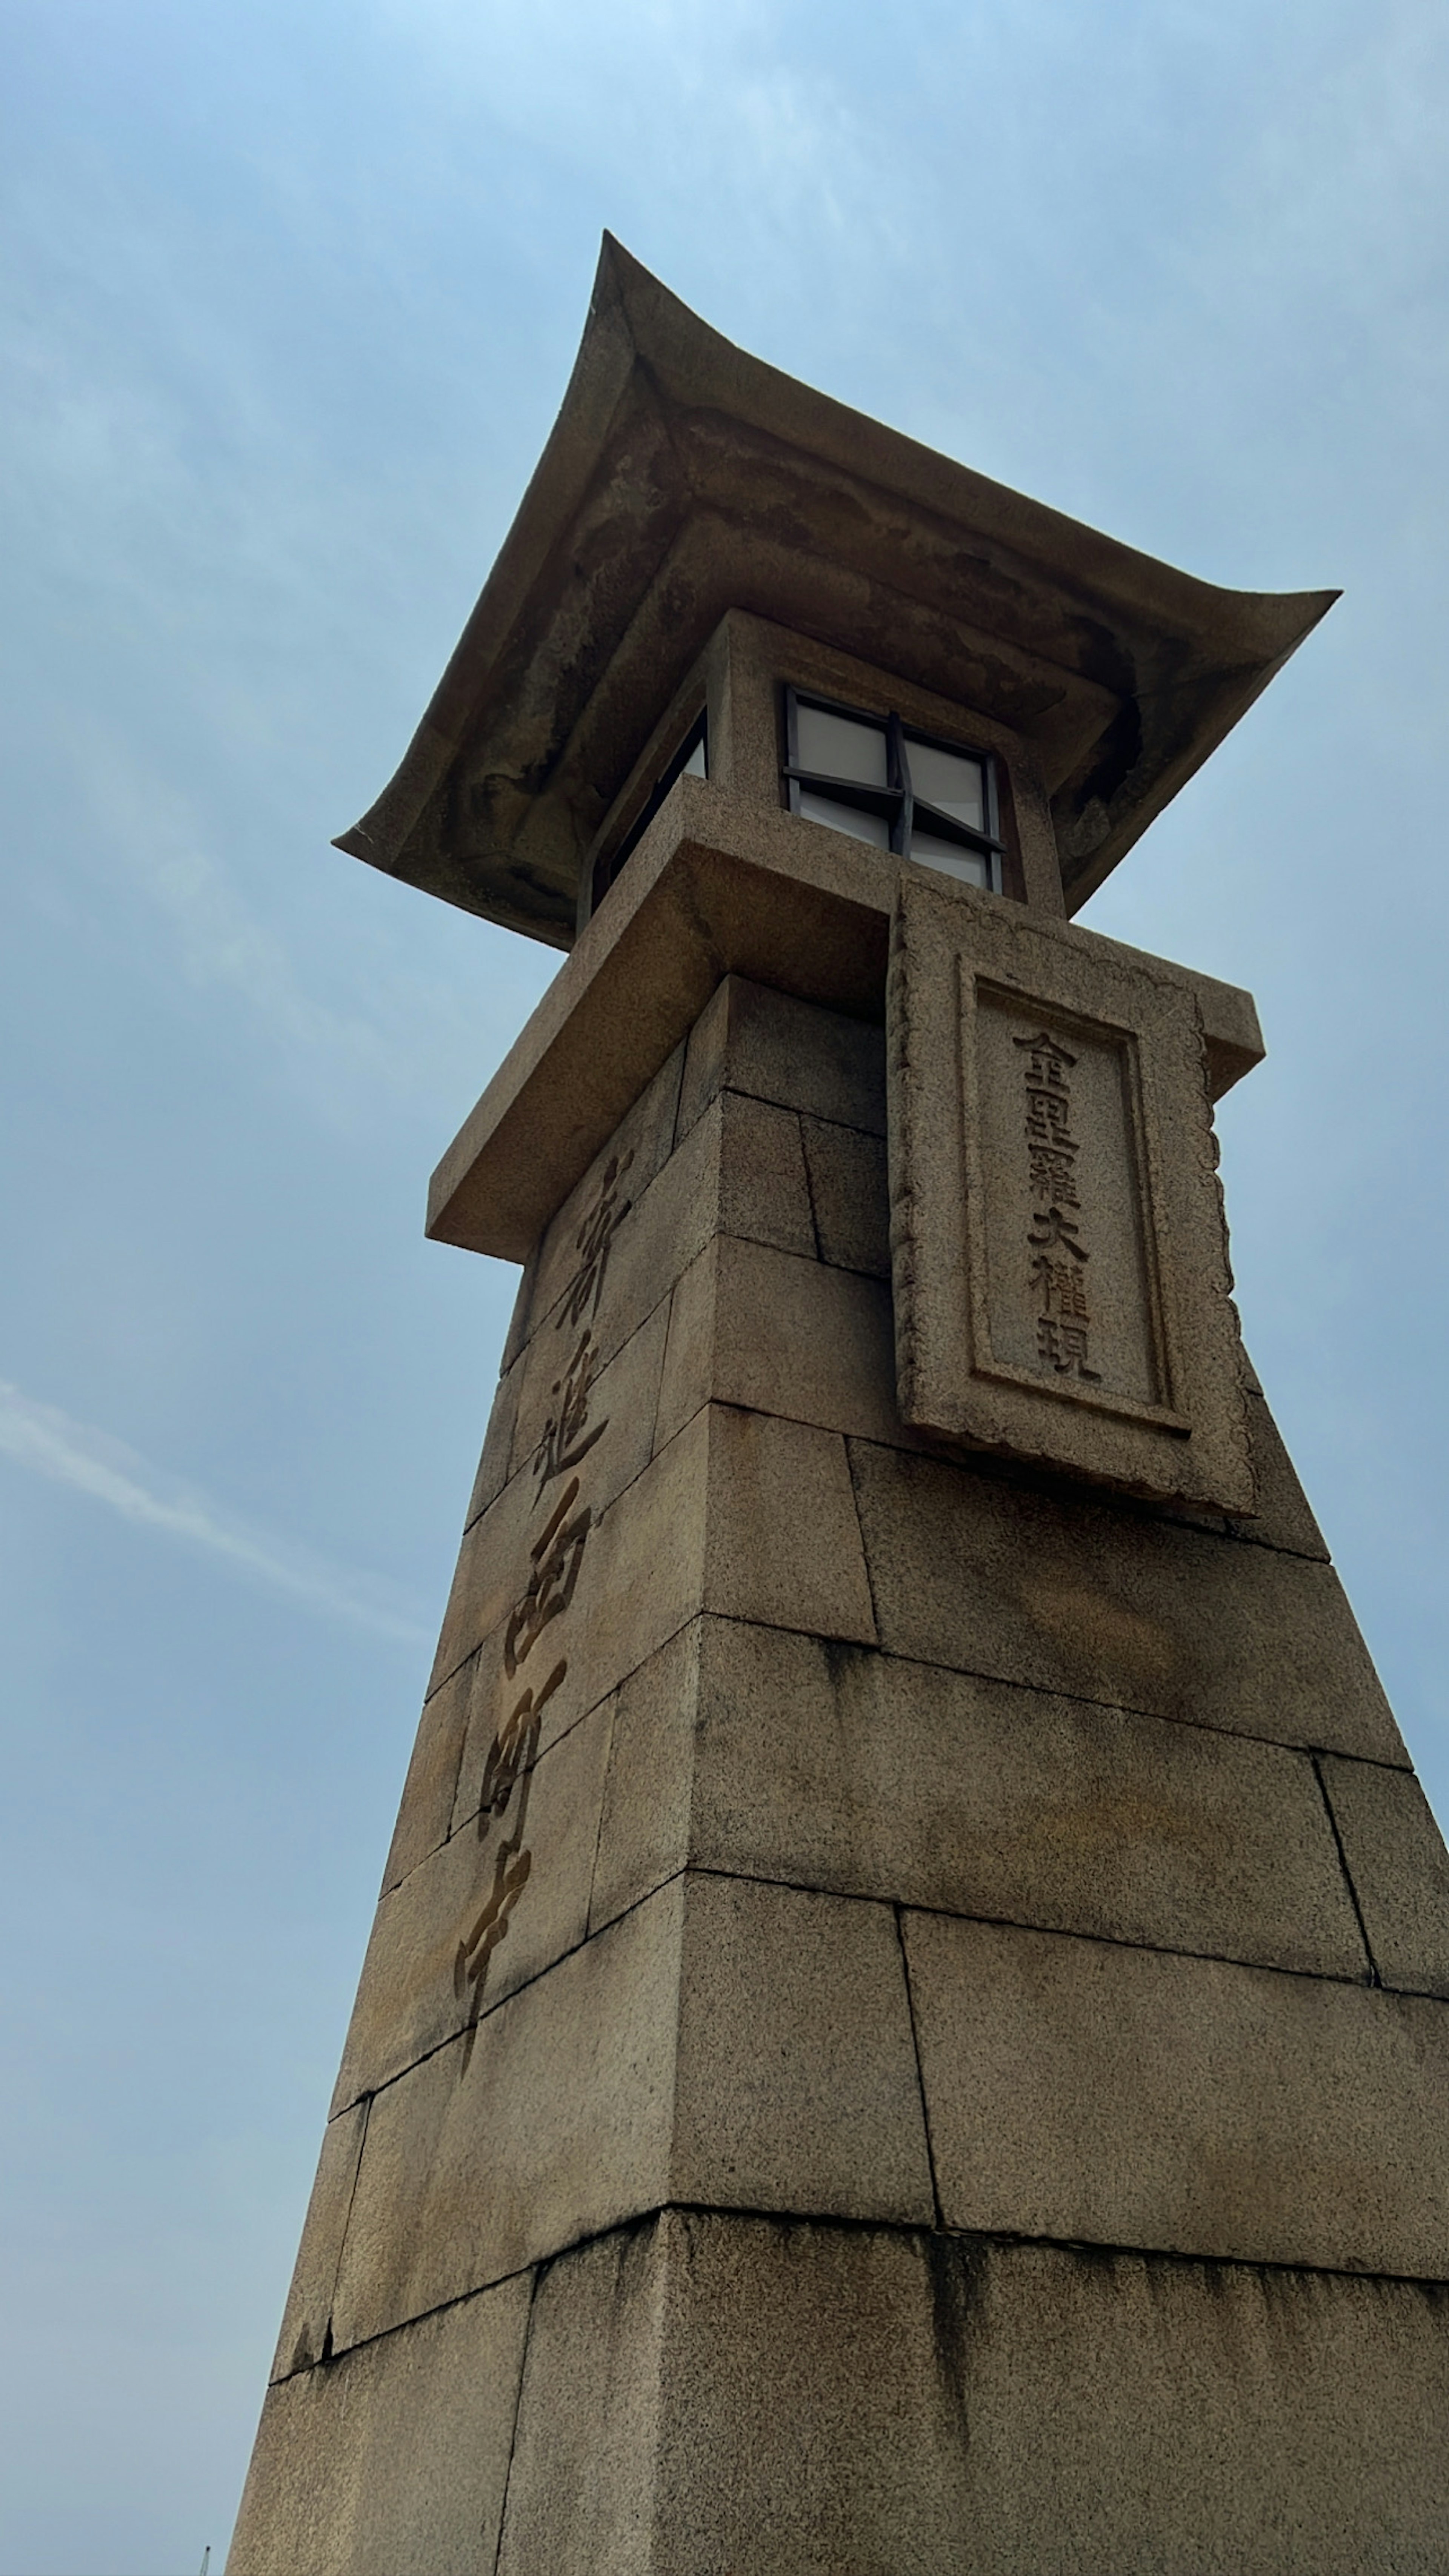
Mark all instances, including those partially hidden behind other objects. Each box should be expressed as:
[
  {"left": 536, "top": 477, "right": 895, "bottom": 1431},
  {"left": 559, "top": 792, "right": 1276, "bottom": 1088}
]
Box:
[{"left": 335, "top": 234, "right": 1336, "bottom": 948}]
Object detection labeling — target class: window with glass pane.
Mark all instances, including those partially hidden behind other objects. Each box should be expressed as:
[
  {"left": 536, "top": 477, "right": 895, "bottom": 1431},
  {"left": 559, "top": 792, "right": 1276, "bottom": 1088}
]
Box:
[{"left": 784, "top": 690, "right": 1003, "bottom": 891}]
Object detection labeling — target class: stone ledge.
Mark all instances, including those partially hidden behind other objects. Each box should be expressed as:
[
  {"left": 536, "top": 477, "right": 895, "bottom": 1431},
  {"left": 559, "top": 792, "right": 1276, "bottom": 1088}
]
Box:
[{"left": 426, "top": 792, "right": 1264, "bottom": 1259}]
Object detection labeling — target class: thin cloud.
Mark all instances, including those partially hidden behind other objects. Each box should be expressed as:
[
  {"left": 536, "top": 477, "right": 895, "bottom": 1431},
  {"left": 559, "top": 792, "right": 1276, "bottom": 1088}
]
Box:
[{"left": 0, "top": 1380, "right": 430, "bottom": 1645}]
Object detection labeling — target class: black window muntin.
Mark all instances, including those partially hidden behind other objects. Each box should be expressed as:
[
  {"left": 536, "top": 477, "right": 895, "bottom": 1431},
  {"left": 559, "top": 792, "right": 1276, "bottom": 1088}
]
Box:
[{"left": 783, "top": 687, "right": 1004, "bottom": 888}]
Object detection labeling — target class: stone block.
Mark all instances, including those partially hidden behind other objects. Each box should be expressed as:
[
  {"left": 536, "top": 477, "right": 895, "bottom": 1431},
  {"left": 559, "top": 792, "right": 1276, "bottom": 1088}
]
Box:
[
  {"left": 495, "top": 2209, "right": 1449, "bottom": 2576},
  {"left": 228, "top": 2274, "right": 532, "bottom": 2576},
  {"left": 439, "top": 1396, "right": 850, "bottom": 1796},
  {"left": 426, "top": 1461, "right": 537, "bottom": 1700},
  {"left": 427, "top": 1299, "right": 674, "bottom": 1700},
  {"left": 332, "top": 1694, "right": 615, "bottom": 2111},
  {"left": 515, "top": 1073, "right": 819, "bottom": 1390},
  {"left": 677, "top": 971, "right": 886, "bottom": 1144},
  {"left": 379, "top": 1651, "right": 476, "bottom": 1895},
  {"left": 1320, "top": 1753, "right": 1449, "bottom": 1997},
  {"left": 848, "top": 1437, "right": 1407, "bottom": 1761},
  {"left": 466, "top": 1407, "right": 868, "bottom": 1748},
  {"left": 599, "top": 1616, "right": 1365, "bottom": 1979},
  {"left": 329, "top": 1880, "right": 683, "bottom": 2347},
  {"left": 1227, "top": 1382, "right": 1329, "bottom": 1560},
  {"left": 702, "top": 1405, "right": 876, "bottom": 1643},
  {"left": 498, "top": 2211, "right": 972, "bottom": 2576},
  {"left": 589, "top": 1622, "right": 698, "bottom": 1935},
  {"left": 714, "top": 1090, "right": 817, "bottom": 1259},
  {"left": 904, "top": 1909, "right": 1449, "bottom": 2276},
  {"left": 512, "top": 1087, "right": 771, "bottom": 1400},
  {"left": 648, "top": 2219, "right": 1449, "bottom": 2576},
  {"left": 464, "top": 1347, "right": 523, "bottom": 1528},
  {"left": 496, "top": 2219, "right": 669, "bottom": 2576},
  {"left": 507, "top": 1284, "right": 669, "bottom": 1509},
  {"left": 424, "top": 801, "right": 1266, "bottom": 1263},
  {"left": 589, "top": 1088, "right": 819, "bottom": 1366},
  {"left": 571, "top": 1096, "right": 721, "bottom": 1370},
  {"left": 268, "top": 2100, "right": 368, "bottom": 2383},
  {"left": 654, "top": 1236, "right": 901, "bottom": 1452},
  {"left": 948, "top": 2235, "right": 1449, "bottom": 2576},
  {"left": 671, "top": 1872, "right": 935, "bottom": 2223},
  {"left": 497, "top": 1249, "right": 537, "bottom": 1375},
  {"left": 460, "top": 1401, "right": 711, "bottom": 1775},
  {"left": 800, "top": 1113, "right": 890, "bottom": 1276},
  {"left": 514, "top": 1037, "right": 686, "bottom": 1350}
]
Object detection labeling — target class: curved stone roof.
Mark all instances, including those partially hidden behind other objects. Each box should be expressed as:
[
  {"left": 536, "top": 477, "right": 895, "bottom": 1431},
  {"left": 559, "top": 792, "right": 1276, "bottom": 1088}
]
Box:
[{"left": 336, "top": 236, "right": 1335, "bottom": 948}]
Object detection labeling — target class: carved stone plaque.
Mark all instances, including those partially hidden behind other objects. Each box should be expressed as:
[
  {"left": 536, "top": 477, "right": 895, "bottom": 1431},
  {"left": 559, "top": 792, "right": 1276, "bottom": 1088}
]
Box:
[{"left": 888, "top": 872, "right": 1255, "bottom": 1512}]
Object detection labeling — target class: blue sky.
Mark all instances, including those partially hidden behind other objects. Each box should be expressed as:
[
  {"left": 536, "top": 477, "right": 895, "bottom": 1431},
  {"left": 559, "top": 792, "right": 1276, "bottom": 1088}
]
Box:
[{"left": 2, "top": 2, "right": 1447, "bottom": 2566}]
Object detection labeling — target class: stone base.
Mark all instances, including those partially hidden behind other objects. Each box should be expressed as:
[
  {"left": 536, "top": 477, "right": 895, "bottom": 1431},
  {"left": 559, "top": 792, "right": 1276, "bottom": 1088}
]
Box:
[{"left": 231, "top": 2211, "right": 1449, "bottom": 2574}]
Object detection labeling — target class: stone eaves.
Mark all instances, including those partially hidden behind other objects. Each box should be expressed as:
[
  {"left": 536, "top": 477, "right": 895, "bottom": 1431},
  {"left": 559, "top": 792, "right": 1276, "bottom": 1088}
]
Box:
[{"left": 335, "top": 236, "right": 1335, "bottom": 949}]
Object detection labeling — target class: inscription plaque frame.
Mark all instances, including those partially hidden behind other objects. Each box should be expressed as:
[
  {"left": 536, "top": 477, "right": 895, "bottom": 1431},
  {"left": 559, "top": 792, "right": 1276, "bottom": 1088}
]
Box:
[{"left": 888, "top": 871, "right": 1256, "bottom": 1513}]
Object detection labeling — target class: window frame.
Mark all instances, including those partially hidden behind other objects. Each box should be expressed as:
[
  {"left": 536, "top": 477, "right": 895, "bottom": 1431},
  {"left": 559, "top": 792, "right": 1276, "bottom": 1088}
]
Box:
[
  {"left": 589, "top": 710, "right": 708, "bottom": 919},
  {"left": 783, "top": 687, "right": 1004, "bottom": 892}
]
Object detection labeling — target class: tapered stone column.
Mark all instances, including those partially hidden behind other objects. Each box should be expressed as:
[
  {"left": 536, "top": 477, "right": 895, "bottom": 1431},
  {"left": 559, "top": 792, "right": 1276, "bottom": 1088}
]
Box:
[
  {"left": 224, "top": 238, "right": 1449, "bottom": 2571},
  {"left": 228, "top": 908, "right": 1449, "bottom": 2574}
]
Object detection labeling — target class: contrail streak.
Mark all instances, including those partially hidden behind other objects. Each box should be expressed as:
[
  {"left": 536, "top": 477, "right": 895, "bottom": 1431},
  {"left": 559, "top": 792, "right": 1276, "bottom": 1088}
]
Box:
[{"left": 0, "top": 1379, "right": 430, "bottom": 1644}]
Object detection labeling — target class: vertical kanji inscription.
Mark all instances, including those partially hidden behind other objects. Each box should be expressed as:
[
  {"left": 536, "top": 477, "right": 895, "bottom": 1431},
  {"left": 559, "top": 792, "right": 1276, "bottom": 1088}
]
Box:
[{"left": 974, "top": 992, "right": 1161, "bottom": 1411}]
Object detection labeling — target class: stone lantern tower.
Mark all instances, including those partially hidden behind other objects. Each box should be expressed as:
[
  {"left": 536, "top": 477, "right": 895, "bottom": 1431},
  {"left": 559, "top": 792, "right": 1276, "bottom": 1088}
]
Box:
[{"left": 226, "top": 240, "right": 1449, "bottom": 2574}]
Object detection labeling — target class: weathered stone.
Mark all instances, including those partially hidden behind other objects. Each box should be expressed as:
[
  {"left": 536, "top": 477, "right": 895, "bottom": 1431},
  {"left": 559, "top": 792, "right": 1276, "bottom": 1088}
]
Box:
[
  {"left": 427, "top": 1298, "right": 672, "bottom": 1699},
  {"left": 497, "top": 1249, "right": 537, "bottom": 1376},
  {"left": 448, "top": 1401, "right": 710, "bottom": 1782},
  {"left": 905, "top": 1908, "right": 1449, "bottom": 2275},
  {"left": 497, "top": 2208, "right": 1449, "bottom": 2576},
  {"left": 507, "top": 1283, "right": 669, "bottom": 1513},
  {"left": 351, "top": 244, "right": 1330, "bottom": 945},
  {"left": 499, "top": 2211, "right": 972, "bottom": 2576},
  {"left": 379, "top": 1651, "right": 476, "bottom": 1894},
  {"left": 889, "top": 868, "right": 1254, "bottom": 1511},
  {"left": 653, "top": 1236, "right": 901, "bottom": 1452},
  {"left": 591, "top": 1614, "right": 1367, "bottom": 1979},
  {"left": 677, "top": 971, "right": 887, "bottom": 1144},
  {"left": 571, "top": 1096, "right": 721, "bottom": 1373},
  {"left": 1227, "top": 1381, "right": 1329, "bottom": 1559},
  {"left": 577, "top": 1086, "right": 821, "bottom": 1370},
  {"left": 496, "top": 2220, "right": 669, "bottom": 2576},
  {"left": 509, "top": 1081, "right": 821, "bottom": 1408},
  {"left": 332, "top": 1693, "right": 615, "bottom": 2111},
  {"left": 229, "top": 2275, "right": 532, "bottom": 2576},
  {"left": 428, "top": 790, "right": 1269, "bottom": 1259},
  {"left": 717, "top": 1089, "right": 817, "bottom": 1255},
  {"left": 425, "top": 798, "right": 892, "bottom": 1257},
  {"left": 589, "top": 1622, "right": 698, "bottom": 1937},
  {"left": 426, "top": 1459, "right": 537, "bottom": 1700},
  {"left": 329, "top": 1859, "right": 934, "bottom": 2355},
  {"left": 268, "top": 2100, "right": 368, "bottom": 2383},
  {"left": 465, "top": 1347, "right": 523, "bottom": 1527},
  {"left": 1320, "top": 1753, "right": 1449, "bottom": 1998},
  {"left": 512, "top": 1037, "right": 686, "bottom": 1349},
  {"left": 948, "top": 2234, "right": 1449, "bottom": 2576},
  {"left": 848, "top": 1436, "right": 1407, "bottom": 1760},
  {"left": 701, "top": 1404, "right": 876, "bottom": 1643},
  {"left": 800, "top": 1111, "right": 891, "bottom": 1275},
  {"left": 431, "top": 1402, "right": 703, "bottom": 1776},
  {"left": 671, "top": 1872, "right": 935, "bottom": 2223},
  {"left": 330, "top": 1880, "right": 683, "bottom": 2347}
]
